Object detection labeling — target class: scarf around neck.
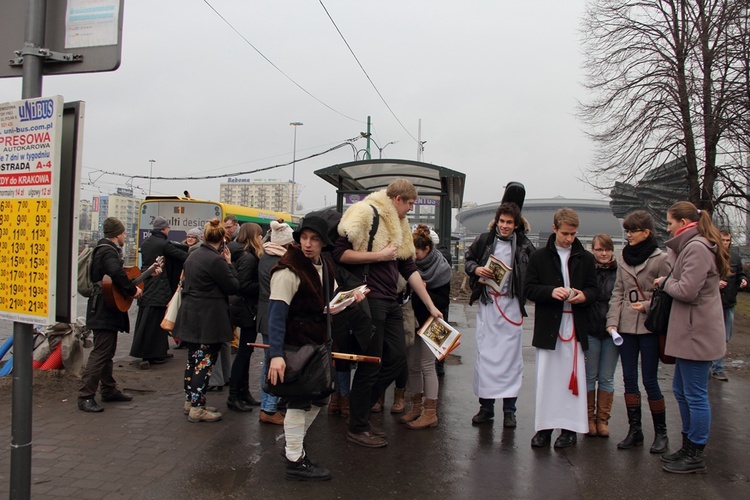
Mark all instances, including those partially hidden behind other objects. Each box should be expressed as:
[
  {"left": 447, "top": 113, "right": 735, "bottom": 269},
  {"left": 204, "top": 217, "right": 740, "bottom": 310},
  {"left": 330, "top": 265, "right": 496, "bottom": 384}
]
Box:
[
  {"left": 416, "top": 245, "right": 453, "bottom": 288},
  {"left": 622, "top": 234, "right": 658, "bottom": 266}
]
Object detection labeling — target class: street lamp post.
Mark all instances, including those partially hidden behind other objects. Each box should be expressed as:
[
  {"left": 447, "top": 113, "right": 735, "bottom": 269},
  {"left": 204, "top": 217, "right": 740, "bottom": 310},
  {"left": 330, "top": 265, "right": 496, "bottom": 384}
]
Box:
[
  {"left": 148, "top": 159, "right": 156, "bottom": 195},
  {"left": 290, "top": 122, "right": 303, "bottom": 212},
  {"left": 360, "top": 132, "right": 398, "bottom": 159}
]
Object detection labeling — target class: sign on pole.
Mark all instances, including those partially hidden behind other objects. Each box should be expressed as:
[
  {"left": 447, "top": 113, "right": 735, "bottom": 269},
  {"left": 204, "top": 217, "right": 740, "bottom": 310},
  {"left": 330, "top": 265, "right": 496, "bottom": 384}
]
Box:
[{"left": 0, "top": 95, "right": 63, "bottom": 324}]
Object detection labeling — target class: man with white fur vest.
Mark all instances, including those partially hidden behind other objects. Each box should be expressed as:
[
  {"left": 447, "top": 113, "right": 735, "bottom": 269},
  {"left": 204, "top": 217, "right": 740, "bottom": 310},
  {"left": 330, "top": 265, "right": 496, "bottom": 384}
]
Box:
[{"left": 333, "top": 179, "right": 443, "bottom": 448}]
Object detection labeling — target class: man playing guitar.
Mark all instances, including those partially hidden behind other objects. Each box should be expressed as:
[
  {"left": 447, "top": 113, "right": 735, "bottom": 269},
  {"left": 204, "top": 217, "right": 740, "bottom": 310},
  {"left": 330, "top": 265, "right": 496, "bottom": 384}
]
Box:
[{"left": 78, "top": 217, "right": 162, "bottom": 413}]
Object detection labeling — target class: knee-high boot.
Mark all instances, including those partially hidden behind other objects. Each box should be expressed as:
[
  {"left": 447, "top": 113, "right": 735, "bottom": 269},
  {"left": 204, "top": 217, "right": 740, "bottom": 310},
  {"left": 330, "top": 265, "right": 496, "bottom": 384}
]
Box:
[
  {"left": 617, "top": 393, "right": 643, "bottom": 449},
  {"left": 596, "top": 390, "right": 614, "bottom": 438},
  {"left": 649, "top": 398, "right": 668, "bottom": 454},
  {"left": 587, "top": 391, "right": 597, "bottom": 436}
]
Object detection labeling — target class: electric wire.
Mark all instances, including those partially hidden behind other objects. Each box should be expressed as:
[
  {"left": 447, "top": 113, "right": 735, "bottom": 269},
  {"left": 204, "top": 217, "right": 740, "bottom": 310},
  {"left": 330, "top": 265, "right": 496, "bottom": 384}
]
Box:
[
  {"left": 318, "top": 0, "right": 419, "bottom": 144},
  {"left": 202, "top": 0, "right": 362, "bottom": 123}
]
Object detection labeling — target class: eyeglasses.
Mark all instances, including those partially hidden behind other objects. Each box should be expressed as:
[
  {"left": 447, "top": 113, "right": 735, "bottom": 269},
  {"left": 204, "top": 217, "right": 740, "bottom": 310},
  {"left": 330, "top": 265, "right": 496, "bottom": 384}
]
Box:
[{"left": 625, "top": 229, "right": 644, "bottom": 234}]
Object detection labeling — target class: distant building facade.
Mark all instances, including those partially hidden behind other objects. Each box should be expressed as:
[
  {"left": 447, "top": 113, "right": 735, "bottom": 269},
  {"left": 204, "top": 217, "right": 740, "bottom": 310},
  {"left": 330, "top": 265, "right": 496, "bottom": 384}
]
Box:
[{"left": 219, "top": 178, "right": 297, "bottom": 213}]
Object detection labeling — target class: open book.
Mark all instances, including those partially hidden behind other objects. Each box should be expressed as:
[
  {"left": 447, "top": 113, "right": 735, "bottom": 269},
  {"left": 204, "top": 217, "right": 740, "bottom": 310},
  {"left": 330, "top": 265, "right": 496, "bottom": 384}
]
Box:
[
  {"left": 417, "top": 316, "right": 462, "bottom": 361},
  {"left": 327, "top": 285, "right": 368, "bottom": 315},
  {"left": 478, "top": 254, "right": 512, "bottom": 294}
]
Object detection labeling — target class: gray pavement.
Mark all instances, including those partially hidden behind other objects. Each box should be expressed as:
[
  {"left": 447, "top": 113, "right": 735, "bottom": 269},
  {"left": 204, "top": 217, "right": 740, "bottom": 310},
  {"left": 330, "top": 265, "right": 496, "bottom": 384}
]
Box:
[{"left": 1, "top": 302, "right": 749, "bottom": 499}]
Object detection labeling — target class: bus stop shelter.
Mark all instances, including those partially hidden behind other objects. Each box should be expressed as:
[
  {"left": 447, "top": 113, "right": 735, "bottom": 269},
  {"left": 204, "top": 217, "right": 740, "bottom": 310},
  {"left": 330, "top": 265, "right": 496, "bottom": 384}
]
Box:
[{"left": 314, "top": 159, "right": 465, "bottom": 246}]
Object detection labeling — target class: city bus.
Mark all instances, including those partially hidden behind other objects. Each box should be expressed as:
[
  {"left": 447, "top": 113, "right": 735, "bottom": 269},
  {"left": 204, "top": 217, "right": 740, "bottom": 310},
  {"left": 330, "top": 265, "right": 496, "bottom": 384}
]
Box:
[{"left": 137, "top": 196, "right": 299, "bottom": 249}]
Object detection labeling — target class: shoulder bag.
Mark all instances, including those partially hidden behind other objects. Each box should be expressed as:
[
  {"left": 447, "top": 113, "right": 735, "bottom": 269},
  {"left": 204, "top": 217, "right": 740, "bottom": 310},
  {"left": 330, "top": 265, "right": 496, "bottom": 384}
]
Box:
[{"left": 263, "top": 259, "right": 335, "bottom": 400}]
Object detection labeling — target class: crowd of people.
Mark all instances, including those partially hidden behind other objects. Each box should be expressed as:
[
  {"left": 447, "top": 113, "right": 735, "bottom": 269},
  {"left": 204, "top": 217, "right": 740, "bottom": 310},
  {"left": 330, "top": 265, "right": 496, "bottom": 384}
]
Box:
[{"left": 77, "top": 180, "right": 744, "bottom": 481}]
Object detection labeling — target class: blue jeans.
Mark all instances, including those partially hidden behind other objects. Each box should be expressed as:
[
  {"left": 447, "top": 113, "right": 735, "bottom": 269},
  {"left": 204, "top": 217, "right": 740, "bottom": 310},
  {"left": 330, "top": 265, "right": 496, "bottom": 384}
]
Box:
[
  {"left": 619, "top": 332, "right": 662, "bottom": 400},
  {"left": 711, "top": 307, "right": 733, "bottom": 374},
  {"left": 259, "top": 333, "right": 279, "bottom": 413},
  {"left": 585, "top": 336, "right": 620, "bottom": 393},
  {"left": 673, "top": 358, "right": 712, "bottom": 445},
  {"left": 479, "top": 397, "right": 517, "bottom": 414}
]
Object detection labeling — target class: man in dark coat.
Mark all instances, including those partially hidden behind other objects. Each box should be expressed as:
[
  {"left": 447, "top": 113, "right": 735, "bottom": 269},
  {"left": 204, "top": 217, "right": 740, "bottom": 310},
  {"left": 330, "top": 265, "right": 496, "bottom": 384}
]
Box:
[
  {"left": 130, "top": 216, "right": 187, "bottom": 364},
  {"left": 711, "top": 229, "right": 748, "bottom": 381},
  {"left": 78, "top": 217, "right": 160, "bottom": 413},
  {"left": 525, "top": 208, "right": 598, "bottom": 449}
]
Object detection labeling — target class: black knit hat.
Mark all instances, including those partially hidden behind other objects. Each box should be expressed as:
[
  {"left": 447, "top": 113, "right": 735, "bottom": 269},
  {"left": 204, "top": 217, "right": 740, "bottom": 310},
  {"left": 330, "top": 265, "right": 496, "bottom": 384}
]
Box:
[
  {"left": 103, "top": 217, "right": 125, "bottom": 238},
  {"left": 293, "top": 216, "right": 333, "bottom": 248}
]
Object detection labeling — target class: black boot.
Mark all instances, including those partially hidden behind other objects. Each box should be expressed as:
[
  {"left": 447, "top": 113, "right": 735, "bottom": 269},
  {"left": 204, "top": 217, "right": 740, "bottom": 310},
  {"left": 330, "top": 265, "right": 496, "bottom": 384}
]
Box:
[
  {"left": 285, "top": 455, "right": 332, "bottom": 481},
  {"left": 227, "top": 379, "right": 254, "bottom": 412},
  {"left": 663, "top": 439, "right": 707, "bottom": 474},
  {"left": 617, "top": 393, "right": 644, "bottom": 449},
  {"left": 240, "top": 373, "right": 260, "bottom": 406},
  {"left": 661, "top": 433, "right": 688, "bottom": 463},
  {"left": 649, "top": 398, "right": 668, "bottom": 454}
]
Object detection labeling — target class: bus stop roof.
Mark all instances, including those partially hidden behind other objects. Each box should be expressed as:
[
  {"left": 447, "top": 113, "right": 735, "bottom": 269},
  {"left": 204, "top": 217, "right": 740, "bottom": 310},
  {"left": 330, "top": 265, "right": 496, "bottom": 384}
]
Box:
[{"left": 314, "top": 159, "right": 466, "bottom": 207}]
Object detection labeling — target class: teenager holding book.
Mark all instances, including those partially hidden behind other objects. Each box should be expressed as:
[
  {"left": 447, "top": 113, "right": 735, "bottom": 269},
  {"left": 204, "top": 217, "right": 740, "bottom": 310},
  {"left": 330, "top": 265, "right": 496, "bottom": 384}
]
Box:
[
  {"left": 465, "top": 202, "right": 535, "bottom": 428},
  {"left": 399, "top": 225, "right": 453, "bottom": 429}
]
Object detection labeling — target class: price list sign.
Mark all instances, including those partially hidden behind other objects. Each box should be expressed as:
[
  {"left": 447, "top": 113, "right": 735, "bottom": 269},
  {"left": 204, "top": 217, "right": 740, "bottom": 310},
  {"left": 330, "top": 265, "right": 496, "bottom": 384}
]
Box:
[{"left": 0, "top": 96, "right": 62, "bottom": 324}]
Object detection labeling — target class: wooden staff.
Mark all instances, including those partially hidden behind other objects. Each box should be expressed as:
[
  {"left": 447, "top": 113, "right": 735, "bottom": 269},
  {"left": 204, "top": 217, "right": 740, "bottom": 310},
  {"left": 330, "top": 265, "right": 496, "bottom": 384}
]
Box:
[{"left": 248, "top": 343, "right": 381, "bottom": 364}]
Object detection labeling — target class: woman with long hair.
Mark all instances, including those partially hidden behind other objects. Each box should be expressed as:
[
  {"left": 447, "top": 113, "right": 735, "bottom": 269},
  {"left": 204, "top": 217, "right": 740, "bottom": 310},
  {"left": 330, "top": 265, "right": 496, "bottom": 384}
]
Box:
[
  {"left": 606, "top": 211, "right": 671, "bottom": 452},
  {"left": 655, "top": 202, "right": 729, "bottom": 474},
  {"left": 174, "top": 219, "right": 239, "bottom": 422},
  {"left": 227, "top": 222, "right": 264, "bottom": 411},
  {"left": 399, "top": 225, "right": 452, "bottom": 429},
  {"left": 586, "top": 234, "right": 619, "bottom": 437}
]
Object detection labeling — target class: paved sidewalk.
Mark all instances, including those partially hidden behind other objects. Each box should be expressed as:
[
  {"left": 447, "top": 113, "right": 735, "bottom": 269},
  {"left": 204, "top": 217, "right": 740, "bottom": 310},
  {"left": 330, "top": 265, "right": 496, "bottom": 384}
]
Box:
[{"left": 2, "top": 303, "right": 749, "bottom": 499}]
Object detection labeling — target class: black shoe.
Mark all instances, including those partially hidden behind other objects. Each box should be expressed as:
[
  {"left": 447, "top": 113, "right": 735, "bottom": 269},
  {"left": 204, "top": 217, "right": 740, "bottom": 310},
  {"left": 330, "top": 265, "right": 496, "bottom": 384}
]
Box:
[
  {"left": 663, "top": 440, "right": 707, "bottom": 474},
  {"left": 554, "top": 430, "right": 577, "bottom": 449},
  {"left": 471, "top": 408, "right": 494, "bottom": 425},
  {"left": 285, "top": 456, "right": 331, "bottom": 481},
  {"left": 227, "top": 395, "right": 254, "bottom": 412},
  {"left": 531, "top": 430, "right": 552, "bottom": 448},
  {"left": 145, "top": 358, "right": 167, "bottom": 365},
  {"left": 207, "top": 385, "right": 223, "bottom": 392},
  {"left": 241, "top": 391, "right": 261, "bottom": 406},
  {"left": 78, "top": 399, "right": 104, "bottom": 413},
  {"left": 101, "top": 391, "right": 133, "bottom": 402},
  {"left": 503, "top": 412, "right": 517, "bottom": 428}
]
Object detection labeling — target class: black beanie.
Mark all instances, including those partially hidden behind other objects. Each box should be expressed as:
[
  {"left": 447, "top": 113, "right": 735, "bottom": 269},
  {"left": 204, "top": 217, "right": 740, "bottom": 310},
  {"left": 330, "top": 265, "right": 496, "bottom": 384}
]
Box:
[{"left": 103, "top": 217, "right": 125, "bottom": 238}]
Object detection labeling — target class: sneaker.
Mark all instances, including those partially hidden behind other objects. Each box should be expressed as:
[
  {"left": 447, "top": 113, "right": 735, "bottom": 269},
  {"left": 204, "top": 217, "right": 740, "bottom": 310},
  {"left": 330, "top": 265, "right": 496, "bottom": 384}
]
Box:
[
  {"left": 183, "top": 402, "right": 218, "bottom": 415},
  {"left": 188, "top": 406, "right": 222, "bottom": 423},
  {"left": 711, "top": 371, "right": 728, "bottom": 381}
]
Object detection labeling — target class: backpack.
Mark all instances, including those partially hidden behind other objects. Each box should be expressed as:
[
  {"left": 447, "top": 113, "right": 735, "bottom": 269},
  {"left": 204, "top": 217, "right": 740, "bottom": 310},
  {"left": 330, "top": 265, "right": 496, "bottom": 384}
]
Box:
[{"left": 77, "top": 244, "right": 110, "bottom": 297}]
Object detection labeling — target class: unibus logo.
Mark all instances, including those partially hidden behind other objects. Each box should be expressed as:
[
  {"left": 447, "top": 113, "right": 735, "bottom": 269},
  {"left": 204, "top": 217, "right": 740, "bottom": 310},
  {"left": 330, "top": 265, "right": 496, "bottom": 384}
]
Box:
[{"left": 18, "top": 99, "right": 54, "bottom": 122}]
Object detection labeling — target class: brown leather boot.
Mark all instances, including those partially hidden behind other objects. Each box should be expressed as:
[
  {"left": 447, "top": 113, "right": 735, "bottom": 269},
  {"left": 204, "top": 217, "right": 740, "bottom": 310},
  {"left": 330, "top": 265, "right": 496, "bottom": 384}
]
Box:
[
  {"left": 340, "top": 396, "right": 350, "bottom": 418},
  {"left": 399, "top": 393, "right": 423, "bottom": 424},
  {"left": 371, "top": 392, "right": 385, "bottom": 413},
  {"left": 391, "top": 388, "right": 406, "bottom": 414},
  {"left": 405, "top": 398, "right": 438, "bottom": 429},
  {"left": 587, "top": 390, "right": 597, "bottom": 436},
  {"left": 328, "top": 393, "right": 341, "bottom": 415},
  {"left": 596, "top": 390, "right": 614, "bottom": 437}
]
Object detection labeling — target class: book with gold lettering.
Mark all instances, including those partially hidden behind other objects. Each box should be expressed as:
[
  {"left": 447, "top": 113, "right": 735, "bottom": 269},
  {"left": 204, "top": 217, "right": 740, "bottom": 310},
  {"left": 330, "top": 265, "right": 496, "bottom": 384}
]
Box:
[
  {"left": 417, "top": 316, "right": 461, "bottom": 361},
  {"left": 327, "top": 285, "right": 368, "bottom": 315},
  {"left": 478, "top": 255, "right": 512, "bottom": 294}
]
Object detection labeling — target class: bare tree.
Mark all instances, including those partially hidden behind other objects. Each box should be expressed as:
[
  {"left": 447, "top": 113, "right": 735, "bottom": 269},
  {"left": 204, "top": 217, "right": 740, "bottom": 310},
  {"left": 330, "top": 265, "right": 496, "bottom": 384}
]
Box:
[{"left": 580, "top": 0, "right": 750, "bottom": 214}]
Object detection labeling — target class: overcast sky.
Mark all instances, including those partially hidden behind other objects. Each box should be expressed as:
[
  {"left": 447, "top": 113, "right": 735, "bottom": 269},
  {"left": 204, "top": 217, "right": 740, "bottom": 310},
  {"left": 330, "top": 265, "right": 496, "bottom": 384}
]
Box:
[{"left": 0, "top": 0, "right": 602, "bottom": 210}]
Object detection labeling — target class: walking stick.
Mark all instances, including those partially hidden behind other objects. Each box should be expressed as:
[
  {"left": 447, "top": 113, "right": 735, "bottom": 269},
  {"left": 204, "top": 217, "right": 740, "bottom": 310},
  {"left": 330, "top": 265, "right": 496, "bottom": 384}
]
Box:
[{"left": 248, "top": 343, "right": 381, "bottom": 364}]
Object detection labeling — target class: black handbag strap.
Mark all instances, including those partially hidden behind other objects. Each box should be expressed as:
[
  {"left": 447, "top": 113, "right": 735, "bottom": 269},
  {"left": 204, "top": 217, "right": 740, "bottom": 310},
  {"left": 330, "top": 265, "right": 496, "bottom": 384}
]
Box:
[
  {"left": 362, "top": 204, "right": 380, "bottom": 284},
  {"left": 322, "top": 258, "right": 332, "bottom": 344}
]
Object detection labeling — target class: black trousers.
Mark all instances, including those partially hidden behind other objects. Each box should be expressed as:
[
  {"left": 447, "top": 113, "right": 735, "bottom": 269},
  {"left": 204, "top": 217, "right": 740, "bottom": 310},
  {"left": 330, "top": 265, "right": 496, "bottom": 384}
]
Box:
[
  {"left": 349, "top": 298, "right": 406, "bottom": 433},
  {"left": 78, "top": 329, "right": 119, "bottom": 401}
]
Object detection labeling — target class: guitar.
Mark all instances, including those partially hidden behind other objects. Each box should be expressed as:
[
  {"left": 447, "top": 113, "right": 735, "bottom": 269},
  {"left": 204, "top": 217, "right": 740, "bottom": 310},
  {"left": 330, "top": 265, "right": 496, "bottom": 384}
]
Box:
[{"left": 102, "top": 256, "right": 164, "bottom": 312}]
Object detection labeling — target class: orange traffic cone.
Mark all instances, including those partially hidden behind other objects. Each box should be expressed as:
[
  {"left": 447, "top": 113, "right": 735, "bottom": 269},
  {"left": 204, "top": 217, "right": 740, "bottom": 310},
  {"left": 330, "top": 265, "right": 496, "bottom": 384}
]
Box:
[{"left": 40, "top": 345, "right": 64, "bottom": 370}]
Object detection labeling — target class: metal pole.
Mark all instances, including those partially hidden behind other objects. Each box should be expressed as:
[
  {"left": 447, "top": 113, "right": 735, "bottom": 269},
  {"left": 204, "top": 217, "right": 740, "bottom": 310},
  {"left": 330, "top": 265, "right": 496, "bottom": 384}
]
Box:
[
  {"left": 289, "top": 122, "right": 302, "bottom": 212},
  {"left": 365, "top": 116, "right": 372, "bottom": 160},
  {"left": 14, "top": 1, "right": 47, "bottom": 497},
  {"left": 148, "top": 159, "right": 155, "bottom": 195}
]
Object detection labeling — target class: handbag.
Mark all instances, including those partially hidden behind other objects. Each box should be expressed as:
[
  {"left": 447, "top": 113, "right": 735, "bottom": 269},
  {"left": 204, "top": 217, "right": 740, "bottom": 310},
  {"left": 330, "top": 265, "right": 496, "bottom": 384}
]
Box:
[
  {"left": 262, "top": 259, "right": 335, "bottom": 400},
  {"left": 263, "top": 343, "right": 334, "bottom": 399},
  {"left": 160, "top": 284, "right": 182, "bottom": 332},
  {"left": 644, "top": 273, "right": 672, "bottom": 336}
]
